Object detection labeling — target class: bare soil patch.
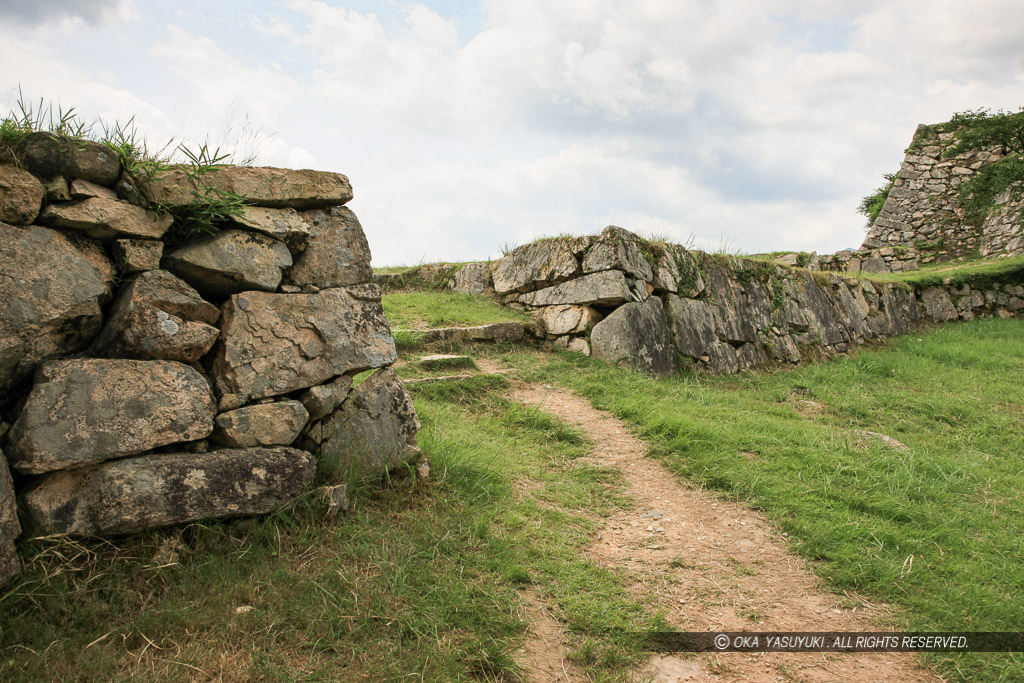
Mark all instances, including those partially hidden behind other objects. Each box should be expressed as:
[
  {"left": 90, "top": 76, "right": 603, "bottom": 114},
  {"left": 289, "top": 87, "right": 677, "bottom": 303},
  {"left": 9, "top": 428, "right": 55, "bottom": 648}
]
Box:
[{"left": 510, "top": 383, "right": 943, "bottom": 683}]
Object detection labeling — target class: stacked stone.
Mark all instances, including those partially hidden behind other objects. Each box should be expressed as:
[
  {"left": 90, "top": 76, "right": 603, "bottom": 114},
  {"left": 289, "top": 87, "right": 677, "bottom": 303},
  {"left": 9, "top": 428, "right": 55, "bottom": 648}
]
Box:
[
  {"left": 863, "top": 122, "right": 1024, "bottom": 262},
  {"left": 489, "top": 226, "right": 944, "bottom": 377},
  {"left": 0, "top": 133, "right": 420, "bottom": 587},
  {"left": 772, "top": 247, "right": 919, "bottom": 274}
]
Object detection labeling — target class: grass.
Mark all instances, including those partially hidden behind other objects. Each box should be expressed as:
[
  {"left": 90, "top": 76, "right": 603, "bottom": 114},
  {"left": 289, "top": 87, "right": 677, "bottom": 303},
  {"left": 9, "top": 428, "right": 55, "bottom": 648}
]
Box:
[
  {"left": 0, "top": 93, "right": 249, "bottom": 240},
  {"left": 383, "top": 291, "right": 532, "bottom": 330},
  {"left": 856, "top": 253, "right": 1024, "bottom": 288},
  {"left": 0, "top": 374, "right": 656, "bottom": 681},
  {"left": 510, "top": 318, "right": 1024, "bottom": 682}
]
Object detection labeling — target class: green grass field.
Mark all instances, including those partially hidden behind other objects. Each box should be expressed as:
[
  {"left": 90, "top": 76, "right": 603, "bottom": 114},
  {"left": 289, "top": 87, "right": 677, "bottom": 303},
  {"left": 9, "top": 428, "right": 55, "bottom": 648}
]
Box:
[
  {"left": 383, "top": 291, "right": 531, "bottom": 330},
  {"left": 2, "top": 319, "right": 1022, "bottom": 681},
  {"left": 511, "top": 318, "right": 1024, "bottom": 681}
]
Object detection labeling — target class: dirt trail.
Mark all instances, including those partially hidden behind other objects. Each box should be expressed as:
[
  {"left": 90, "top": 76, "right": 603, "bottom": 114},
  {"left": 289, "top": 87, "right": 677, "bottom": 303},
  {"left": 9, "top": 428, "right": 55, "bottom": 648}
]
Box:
[{"left": 511, "top": 383, "right": 943, "bottom": 683}]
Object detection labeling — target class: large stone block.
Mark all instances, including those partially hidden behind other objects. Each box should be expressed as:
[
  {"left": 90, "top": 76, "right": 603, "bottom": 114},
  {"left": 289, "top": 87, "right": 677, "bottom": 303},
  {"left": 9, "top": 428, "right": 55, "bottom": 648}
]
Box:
[
  {"left": 0, "top": 446, "right": 21, "bottom": 587},
  {"left": 0, "top": 164, "right": 44, "bottom": 224},
  {"left": 540, "top": 304, "right": 602, "bottom": 336},
  {"left": 135, "top": 166, "right": 353, "bottom": 209},
  {"left": 0, "top": 224, "right": 114, "bottom": 393},
  {"left": 663, "top": 294, "right": 717, "bottom": 360},
  {"left": 590, "top": 296, "right": 678, "bottom": 377},
  {"left": 301, "top": 368, "right": 420, "bottom": 480},
  {"left": 229, "top": 206, "right": 311, "bottom": 252},
  {"left": 581, "top": 226, "right": 654, "bottom": 282},
  {"left": 212, "top": 400, "right": 309, "bottom": 448},
  {"left": 919, "top": 286, "right": 958, "bottom": 321},
  {"left": 211, "top": 286, "right": 397, "bottom": 402},
  {"left": 90, "top": 270, "right": 220, "bottom": 363},
  {"left": 285, "top": 206, "right": 372, "bottom": 289},
  {"left": 39, "top": 197, "right": 172, "bottom": 240},
  {"left": 652, "top": 244, "right": 704, "bottom": 297},
  {"left": 6, "top": 358, "right": 216, "bottom": 475},
  {"left": 164, "top": 229, "right": 292, "bottom": 299},
  {"left": 519, "top": 270, "right": 632, "bottom": 307},
  {"left": 17, "top": 133, "right": 120, "bottom": 186},
  {"left": 490, "top": 239, "right": 581, "bottom": 294},
  {"left": 20, "top": 447, "right": 315, "bottom": 537},
  {"left": 448, "top": 262, "right": 493, "bottom": 295}
]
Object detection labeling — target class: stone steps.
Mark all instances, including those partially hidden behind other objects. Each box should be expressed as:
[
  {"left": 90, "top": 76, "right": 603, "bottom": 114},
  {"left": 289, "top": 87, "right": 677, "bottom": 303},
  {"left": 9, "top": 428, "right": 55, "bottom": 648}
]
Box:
[{"left": 393, "top": 321, "right": 533, "bottom": 344}]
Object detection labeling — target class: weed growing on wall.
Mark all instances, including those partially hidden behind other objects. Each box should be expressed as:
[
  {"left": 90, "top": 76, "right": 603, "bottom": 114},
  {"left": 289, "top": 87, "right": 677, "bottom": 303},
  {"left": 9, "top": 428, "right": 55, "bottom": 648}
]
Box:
[
  {"left": 857, "top": 172, "right": 896, "bottom": 226},
  {"left": 946, "top": 108, "right": 1024, "bottom": 228},
  {"left": 0, "top": 91, "right": 249, "bottom": 239}
]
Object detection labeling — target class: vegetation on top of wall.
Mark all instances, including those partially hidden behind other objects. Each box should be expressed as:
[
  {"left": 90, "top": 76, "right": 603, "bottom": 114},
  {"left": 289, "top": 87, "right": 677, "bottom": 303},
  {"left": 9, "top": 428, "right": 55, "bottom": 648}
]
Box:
[
  {"left": 858, "top": 252, "right": 1024, "bottom": 289},
  {"left": 857, "top": 172, "right": 897, "bottom": 226},
  {"left": 0, "top": 93, "right": 247, "bottom": 239},
  {"left": 945, "top": 108, "right": 1024, "bottom": 228}
]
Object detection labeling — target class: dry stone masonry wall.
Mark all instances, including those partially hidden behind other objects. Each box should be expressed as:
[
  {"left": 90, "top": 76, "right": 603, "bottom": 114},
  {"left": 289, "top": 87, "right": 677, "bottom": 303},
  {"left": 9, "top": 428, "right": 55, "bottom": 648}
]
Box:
[
  {"left": 863, "top": 122, "right": 1024, "bottom": 262},
  {"left": 0, "top": 134, "right": 421, "bottom": 587},
  {"left": 441, "top": 226, "right": 1023, "bottom": 379}
]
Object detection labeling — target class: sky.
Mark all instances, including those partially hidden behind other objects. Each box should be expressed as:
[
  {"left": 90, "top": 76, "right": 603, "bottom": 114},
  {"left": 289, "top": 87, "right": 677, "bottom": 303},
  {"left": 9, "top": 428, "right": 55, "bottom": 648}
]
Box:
[{"left": 2, "top": 1, "right": 1023, "bottom": 266}]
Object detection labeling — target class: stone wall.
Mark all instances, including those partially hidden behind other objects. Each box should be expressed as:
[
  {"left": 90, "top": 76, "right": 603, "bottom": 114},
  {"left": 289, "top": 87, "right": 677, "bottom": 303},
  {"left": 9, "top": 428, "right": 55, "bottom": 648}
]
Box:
[
  {"left": 862, "top": 122, "right": 1024, "bottom": 262},
  {"left": 770, "top": 246, "right": 919, "bottom": 275},
  {"left": 0, "top": 134, "right": 420, "bottom": 587},
  {"left": 458, "top": 226, "right": 1024, "bottom": 377}
]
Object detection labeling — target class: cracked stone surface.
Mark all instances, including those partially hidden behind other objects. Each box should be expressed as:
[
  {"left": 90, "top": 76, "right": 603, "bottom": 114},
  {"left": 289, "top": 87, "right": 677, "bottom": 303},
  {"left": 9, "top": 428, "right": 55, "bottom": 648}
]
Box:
[{"left": 210, "top": 285, "right": 397, "bottom": 403}]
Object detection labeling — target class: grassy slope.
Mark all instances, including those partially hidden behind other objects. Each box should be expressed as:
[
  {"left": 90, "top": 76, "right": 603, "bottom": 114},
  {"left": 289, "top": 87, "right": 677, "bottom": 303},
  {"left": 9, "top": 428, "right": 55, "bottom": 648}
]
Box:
[
  {"left": 511, "top": 318, "right": 1024, "bottom": 682},
  {"left": 856, "top": 254, "right": 1024, "bottom": 288},
  {"left": 383, "top": 291, "right": 531, "bottom": 330}
]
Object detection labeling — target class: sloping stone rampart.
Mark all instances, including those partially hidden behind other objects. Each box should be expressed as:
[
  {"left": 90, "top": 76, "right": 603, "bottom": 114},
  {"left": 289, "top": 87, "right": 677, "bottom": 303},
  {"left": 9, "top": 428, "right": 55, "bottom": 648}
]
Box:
[
  {"left": 0, "top": 147, "right": 420, "bottom": 587},
  {"left": 862, "top": 121, "right": 1024, "bottom": 262}
]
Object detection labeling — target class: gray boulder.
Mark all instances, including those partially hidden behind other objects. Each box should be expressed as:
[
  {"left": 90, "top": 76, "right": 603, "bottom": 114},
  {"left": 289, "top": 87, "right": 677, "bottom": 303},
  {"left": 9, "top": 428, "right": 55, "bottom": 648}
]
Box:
[
  {"left": 135, "top": 166, "right": 353, "bottom": 209},
  {"left": 582, "top": 226, "right": 654, "bottom": 282},
  {"left": 17, "top": 133, "right": 120, "bottom": 186},
  {"left": 6, "top": 358, "right": 216, "bottom": 475},
  {"left": 0, "top": 224, "right": 114, "bottom": 394},
  {"left": 663, "top": 294, "right": 717, "bottom": 360},
  {"left": 540, "top": 304, "right": 602, "bottom": 336},
  {"left": 285, "top": 206, "right": 372, "bottom": 289},
  {"left": 651, "top": 244, "right": 705, "bottom": 297},
  {"left": 919, "top": 286, "right": 958, "bottom": 321},
  {"left": 301, "top": 368, "right": 420, "bottom": 481},
  {"left": 90, "top": 270, "right": 220, "bottom": 362},
  {"left": 0, "top": 446, "right": 20, "bottom": 587},
  {"left": 448, "top": 262, "right": 493, "bottom": 295},
  {"left": 20, "top": 447, "right": 315, "bottom": 537},
  {"left": 519, "top": 270, "right": 632, "bottom": 307},
  {"left": 590, "top": 296, "right": 678, "bottom": 377},
  {"left": 164, "top": 229, "right": 292, "bottom": 299},
  {"left": 39, "top": 197, "right": 173, "bottom": 240},
  {"left": 490, "top": 239, "right": 581, "bottom": 294},
  {"left": 211, "top": 285, "right": 397, "bottom": 402},
  {"left": 0, "top": 164, "right": 44, "bottom": 224},
  {"left": 212, "top": 400, "right": 309, "bottom": 448}
]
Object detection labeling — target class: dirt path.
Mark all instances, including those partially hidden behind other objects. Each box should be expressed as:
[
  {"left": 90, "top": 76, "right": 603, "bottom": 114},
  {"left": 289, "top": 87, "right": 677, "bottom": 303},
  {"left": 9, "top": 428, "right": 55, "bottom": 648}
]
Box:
[{"left": 510, "top": 383, "right": 943, "bottom": 683}]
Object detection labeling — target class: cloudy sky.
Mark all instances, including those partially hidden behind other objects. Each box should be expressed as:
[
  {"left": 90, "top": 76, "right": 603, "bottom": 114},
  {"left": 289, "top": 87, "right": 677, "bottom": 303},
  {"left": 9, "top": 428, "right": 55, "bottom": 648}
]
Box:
[{"left": 2, "top": 1, "right": 1023, "bottom": 265}]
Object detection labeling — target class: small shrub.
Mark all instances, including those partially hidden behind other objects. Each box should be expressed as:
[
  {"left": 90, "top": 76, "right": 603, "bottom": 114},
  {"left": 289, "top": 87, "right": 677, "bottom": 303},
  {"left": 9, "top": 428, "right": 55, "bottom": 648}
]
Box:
[{"left": 857, "top": 173, "right": 896, "bottom": 226}]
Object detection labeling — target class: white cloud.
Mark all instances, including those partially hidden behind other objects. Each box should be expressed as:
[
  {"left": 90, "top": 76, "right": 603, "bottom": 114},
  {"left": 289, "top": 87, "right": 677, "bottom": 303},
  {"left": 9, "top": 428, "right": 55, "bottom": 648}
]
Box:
[
  {"left": 0, "top": 0, "right": 138, "bottom": 27},
  {"left": 3, "top": 0, "right": 1024, "bottom": 266}
]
